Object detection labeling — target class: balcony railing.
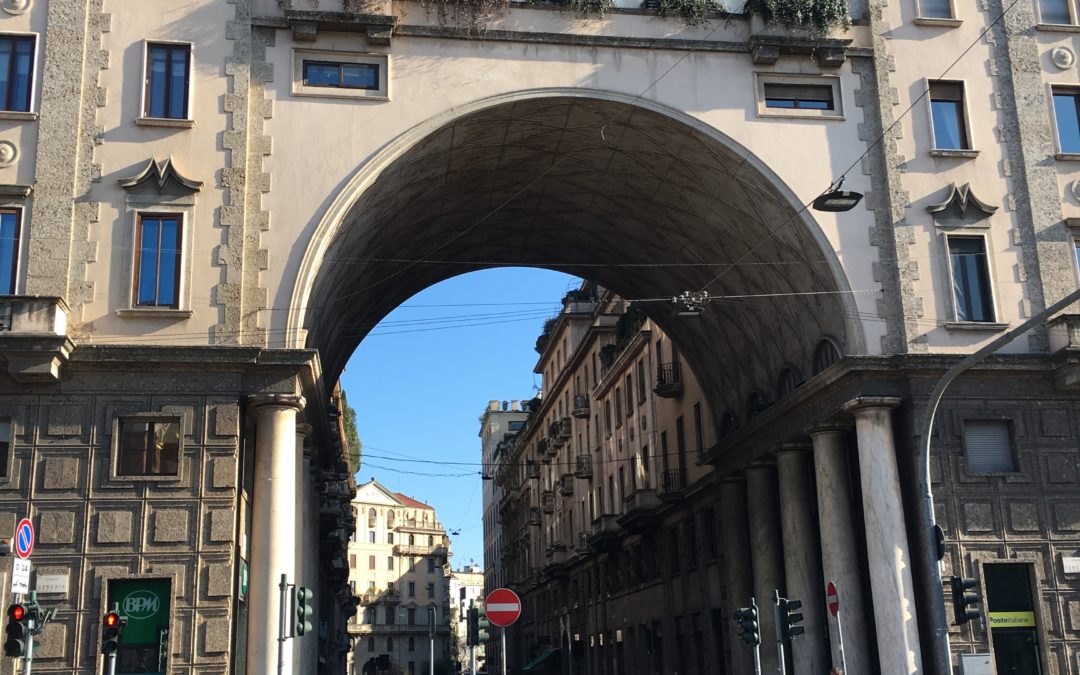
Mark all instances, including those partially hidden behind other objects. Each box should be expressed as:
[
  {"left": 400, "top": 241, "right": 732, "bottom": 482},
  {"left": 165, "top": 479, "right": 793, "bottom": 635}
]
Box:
[
  {"left": 556, "top": 417, "right": 572, "bottom": 439},
  {"left": 654, "top": 361, "right": 683, "bottom": 398},
  {"left": 393, "top": 544, "right": 449, "bottom": 558},
  {"left": 526, "top": 460, "right": 540, "bottom": 479},
  {"left": 541, "top": 490, "right": 555, "bottom": 513},
  {"left": 660, "top": 468, "right": 687, "bottom": 497},
  {"left": 571, "top": 394, "right": 590, "bottom": 418},
  {"left": 0, "top": 296, "right": 73, "bottom": 382},
  {"left": 362, "top": 588, "right": 401, "bottom": 605},
  {"left": 559, "top": 474, "right": 574, "bottom": 497},
  {"left": 527, "top": 507, "right": 541, "bottom": 525},
  {"left": 574, "top": 455, "right": 592, "bottom": 479}
]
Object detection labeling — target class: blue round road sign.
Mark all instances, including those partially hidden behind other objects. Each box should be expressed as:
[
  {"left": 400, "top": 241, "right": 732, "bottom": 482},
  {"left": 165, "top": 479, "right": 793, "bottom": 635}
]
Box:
[{"left": 14, "top": 518, "right": 32, "bottom": 559}]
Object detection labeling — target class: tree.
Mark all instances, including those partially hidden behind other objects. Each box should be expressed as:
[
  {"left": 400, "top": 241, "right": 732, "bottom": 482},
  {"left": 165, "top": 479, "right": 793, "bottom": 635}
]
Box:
[{"left": 340, "top": 390, "right": 362, "bottom": 472}]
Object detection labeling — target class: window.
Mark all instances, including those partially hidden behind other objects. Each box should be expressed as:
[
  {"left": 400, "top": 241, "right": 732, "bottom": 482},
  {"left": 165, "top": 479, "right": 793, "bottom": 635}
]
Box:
[
  {"left": 408, "top": 582, "right": 415, "bottom": 597},
  {"left": 387, "top": 556, "right": 394, "bottom": 571},
  {"left": 1038, "top": 0, "right": 1074, "bottom": 24},
  {"left": 292, "top": 50, "right": 389, "bottom": 100},
  {"left": 625, "top": 375, "right": 633, "bottom": 417},
  {"left": 0, "top": 209, "right": 18, "bottom": 295},
  {"left": 0, "top": 36, "right": 33, "bottom": 112},
  {"left": 964, "top": 420, "right": 1016, "bottom": 473},
  {"left": 368, "top": 531, "right": 375, "bottom": 544},
  {"left": 917, "top": 0, "right": 955, "bottom": 20},
  {"left": 303, "top": 60, "right": 379, "bottom": 90},
  {"left": 929, "top": 81, "right": 971, "bottom": 150},
  {"left": 143, "top": 43, "right": 190, "bottom": 120},
  {"left": 387, "top": 637, "right": 393, "bottom": 651},
  {"left": 408, "top": 637, "right": 416, "bottom": 652},
  {"left": 385, "top": 606, "right": 395, "bottom": 624},
  {"left": 133, "top": 213, "right": 182, "bottom": 308},
  {"left": 693, "top": 403, "right": 704, "bottom": 457},
  {"left": 1053, "top": 88, "right": 1080, "bottom": 154},
  {"left": 368, "top": 637, "right": 375, "bottom": 653},
  {"left": 947, "top": 235, "right": 995, "bottom": 322},
  {"left": 0, "top": 417, "right": 10, "bottom": 478},
  {"left": 702, "top": 508, "right": 718, "bottom": 560},
  {"left": 407, "top": 607, "right": 416, "bottom": 624},
  {"left": 777, "top": 367, "right": 801, "bottom": 398},
  {"left": 116, "top": 417, "right": 181, "bottom": 477},
  {"left": 427, "top": 558, "right": 436, "bottom": 573},
  {"left": 637, "top": 360, "right": 647, "bottom": 403},
  {"left": 349, "top": 554, "right": 356, "bottom": 569},
  {"left": 368, "top": 508, "right": 377, "bottom": 528},
  {"left": 368, "top": 555, "right": 375, "bottom": 570},
  {"left": 764, "top": 83, "right": 834, "bottom": 110},
  {"left": 427, "top": 583, "right": 434, "bottom": 598},
  {"left": 509, "top": 420, "right": 525, "bottom": 431},
  {"left": 387, "top": 532, "right": 394, "bottom": 545},
  {"left": 812, "top": 338, "right": 842, "bottom": 374},
  {"left": 615, "top": 386, "right": 623, "bottom": 422}
]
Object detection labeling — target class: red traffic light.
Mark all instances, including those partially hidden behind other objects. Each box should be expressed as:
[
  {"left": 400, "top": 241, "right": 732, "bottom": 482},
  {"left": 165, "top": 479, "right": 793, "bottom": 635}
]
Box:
[
  {"left": 104, "top": 612, "right": 120, "bottom": 628},
  {"left": 8, "top": 605, "right": 24, "bottom": 621}
]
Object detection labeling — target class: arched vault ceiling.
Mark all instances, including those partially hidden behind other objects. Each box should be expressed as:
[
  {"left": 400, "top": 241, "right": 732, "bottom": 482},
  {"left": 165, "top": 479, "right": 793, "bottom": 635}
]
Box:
[{"left": 305, "top": 96, "right": 859, "bottom": 416}]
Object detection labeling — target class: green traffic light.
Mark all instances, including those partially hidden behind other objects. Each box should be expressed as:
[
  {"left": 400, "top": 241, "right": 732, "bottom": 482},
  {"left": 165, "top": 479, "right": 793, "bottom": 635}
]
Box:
[{"left": 294, "top": 586, "right": 314, "bottom": 636}]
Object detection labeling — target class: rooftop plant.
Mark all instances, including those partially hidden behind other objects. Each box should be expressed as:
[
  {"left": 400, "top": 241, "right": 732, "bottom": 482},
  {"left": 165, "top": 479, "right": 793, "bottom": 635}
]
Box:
[{"left": 743, "top": 0, "right": 851, "bottom": 34}]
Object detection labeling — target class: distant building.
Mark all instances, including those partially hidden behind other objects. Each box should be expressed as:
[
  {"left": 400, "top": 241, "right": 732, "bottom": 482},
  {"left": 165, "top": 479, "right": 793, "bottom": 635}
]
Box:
[
  {"left": 347, "top": 480, "right": 454, "bottom": 675},
  {"left": 479, "top": 400, "right": 529, "bottom": 598},
  {"left": 448, "top": 564, "right": 486, "bottom": 673}
]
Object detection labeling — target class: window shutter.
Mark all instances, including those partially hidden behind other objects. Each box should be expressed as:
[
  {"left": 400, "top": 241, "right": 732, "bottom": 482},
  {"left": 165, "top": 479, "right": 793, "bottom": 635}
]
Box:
[{"left": 964, "top": 421, "right": 1015, "bottom": 473}]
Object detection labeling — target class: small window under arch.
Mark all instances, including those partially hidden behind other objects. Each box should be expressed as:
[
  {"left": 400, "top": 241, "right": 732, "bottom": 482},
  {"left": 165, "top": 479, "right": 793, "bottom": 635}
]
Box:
[
  {"left": 387, "top": 510, "right": 395, "bottom": 528},
  {"left": 777, "top": 366, "right": 802, "bottom": 398},
  {"left": 367, "top": 508, "right": 377, "bottom": 529},
  {"left": 747, "top": 391, "right": 770, "bottom": 419},
  {"left": 813, "top": 338, "right": 842, "bottom": 374}
]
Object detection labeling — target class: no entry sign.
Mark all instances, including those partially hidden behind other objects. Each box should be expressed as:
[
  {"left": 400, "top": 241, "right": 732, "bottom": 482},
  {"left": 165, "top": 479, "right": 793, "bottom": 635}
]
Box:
[
  {"left": 485, "top": 588, "right": 521, "bottom": 627},
  {"left": 826, "top": 580, "right": 839, "bottom": 617},
  {"left": 14, "top": 518, "right": 33, "bottom": 559}
]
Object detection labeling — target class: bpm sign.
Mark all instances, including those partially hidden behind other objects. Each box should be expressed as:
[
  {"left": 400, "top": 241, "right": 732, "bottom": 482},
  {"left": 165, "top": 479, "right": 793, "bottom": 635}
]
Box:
[
  {"left": 109, "top": 578, "right": 171, "bottom": 654},
  {"left": 122, "top": 590, "right": 161, "bottom": 619}
]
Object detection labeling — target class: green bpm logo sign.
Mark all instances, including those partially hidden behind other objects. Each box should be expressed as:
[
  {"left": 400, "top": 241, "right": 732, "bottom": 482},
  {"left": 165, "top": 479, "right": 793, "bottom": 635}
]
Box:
[{"left": 122, "top": 591, "right": 160, "bottom": 620}]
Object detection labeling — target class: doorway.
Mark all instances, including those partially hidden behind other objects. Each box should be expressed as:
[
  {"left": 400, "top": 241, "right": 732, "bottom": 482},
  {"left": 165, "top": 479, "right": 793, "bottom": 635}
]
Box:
[{"left": 985, "top": 563, "right": 1042, "bottom": 675}]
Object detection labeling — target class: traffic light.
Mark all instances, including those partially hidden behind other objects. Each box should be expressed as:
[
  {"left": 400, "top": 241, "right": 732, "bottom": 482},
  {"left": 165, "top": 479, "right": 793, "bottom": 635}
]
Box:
[
  {"left": 4, "top": 604, "right": 29, "bottom": 657},
  {"left": 780, "top": 598, "right": 804, "bottom": 640},
  {"left": 100, "top": 611, "right": 123, "bottom": 654},
  {"left": 732, "top": 601, "right": 760, "bottom": 645},
  {"left": 951, "top": 576, "right": 980, "bottom": 624},
  {"left": 476, "top": 608, "right": 491, "bottom": 644},
  {"left": 466, "top": 607, "right": 478, "bottom": 646},
  {"left": 294, "top": 586, "right": 314, "bottom": 636}
]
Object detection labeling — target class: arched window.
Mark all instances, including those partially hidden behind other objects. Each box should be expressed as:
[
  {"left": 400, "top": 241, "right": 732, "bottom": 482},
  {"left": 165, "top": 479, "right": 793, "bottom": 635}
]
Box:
[
  {"left": 387, "top": 510, "right": 395, "bottom": 529},
  {"left": 428, "top": 535, "right": 434, "bottom": 546},
  {"left": 813, "top": 337, "right": 842, "bottom": 374},
  {"left": 367, "top": 508, "right": 377, "bottom": 529},
  {"left": 747, "top": 391, "right": 769, "bottom": 419},
  {"left": 776, "top": 366, "right": 802, "bottom": 398},
  {"left": 408, "top": 534, "right": 415, "bottom": 545},
  {"left": 720, "top": 411, "right": 739, "bottom": 438}
]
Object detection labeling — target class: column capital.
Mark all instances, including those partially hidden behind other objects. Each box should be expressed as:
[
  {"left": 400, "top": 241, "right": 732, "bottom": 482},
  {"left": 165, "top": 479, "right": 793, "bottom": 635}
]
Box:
[
  {"left": 719, "top": 473, "right": 746, "bottom": 485},
  {"left": 247, "top": 393, "right": 306, "bottom": 412},
  {"left": 773, "top": 440, "right": 811, "bottom": 456},
  {"left": 745, "top": 460, "right": 776, "bottom": 473},
  {"left": 807, "top": 422, "right": 851, "bottom": 438},
  {"left": 296, "top": 422, "right": 314, "bottom": 438},
  {"left": 842, "top": 396, "right": 902, "bottom": 414}
]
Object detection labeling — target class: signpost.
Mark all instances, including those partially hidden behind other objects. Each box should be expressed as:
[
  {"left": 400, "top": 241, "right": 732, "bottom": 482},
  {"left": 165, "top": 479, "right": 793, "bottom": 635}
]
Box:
[
  {"left": 825, "top": 581, "right": 847, "bottom": 675},
  {"left": 485, "top": 588, "right": 521, "bottom": 675}
]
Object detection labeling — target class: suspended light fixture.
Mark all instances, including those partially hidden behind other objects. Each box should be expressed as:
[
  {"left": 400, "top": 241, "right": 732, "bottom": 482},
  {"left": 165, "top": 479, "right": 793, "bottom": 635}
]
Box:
[
  {"left": 812, "top": 177, "right": 863, "bottom": 212},
  {"left": 671, "top": 290, "right": 710, "bottom": 318}
]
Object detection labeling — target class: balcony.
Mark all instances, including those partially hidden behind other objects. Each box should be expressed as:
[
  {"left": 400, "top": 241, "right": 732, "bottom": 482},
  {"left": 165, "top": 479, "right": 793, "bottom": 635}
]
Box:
[
  {"left": 577, "top": 530, "right": 591, "bottom": 554},
  {"left": 574, "top": 455, "right": 592, "bottom": 479},
  {"left": 559, "top": 474, "right": 574, "bottom": 497},
  {"left": 660, "top": 469, "right": 687, "bottom": 500},
  {"left": 362, "top": 588, "right": 401, "bottom": 605},
  {"left": 538, "top": 438, "right": 552, "bottom": 463},
  {"left": 587, "top": 515, "right": 621, "bottom": 551},
  {"left": 395, "top": 517, "right": 446, "bottom": 534},
  {"left": 0, "top": 296, "right": 73, "bottom": 382},
  {"left": 619, "top": 489, "right": 661, "bottom": 531},
  {"left": 1049, "top": 314, "right": 1080, "bottom": 389},
  {"left": 555, "top": 417, "right": 572, "bottom": 440},
  {"left": 393, "top": 544, "right": 449, "bottom": 558},
  {"left": 654, "top": 361, "right": 683, "bottom": 398},
  {"left": 571, "top": 394, "right": 590, "bottom": 419},
  {"left": 527, "top": 506, "right": 541, "bottom": 526},
  {"left": 541, "top": 490, "right": 555, "bottom": 514},
  {"left": 526, "top": 460, "right": 540, "bottom": 480}
]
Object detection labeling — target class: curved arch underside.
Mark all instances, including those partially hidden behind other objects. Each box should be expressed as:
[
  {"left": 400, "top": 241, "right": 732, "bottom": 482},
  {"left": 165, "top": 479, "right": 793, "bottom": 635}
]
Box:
[{"left": 306, "top": 96, "right": 857, "bottom": 414}]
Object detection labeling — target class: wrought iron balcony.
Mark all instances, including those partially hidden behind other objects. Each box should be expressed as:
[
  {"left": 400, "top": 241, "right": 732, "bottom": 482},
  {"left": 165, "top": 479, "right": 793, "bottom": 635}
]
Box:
[
  {"left": 574, "top": 454, "right": 592, "bottom": 479},
  {"left": 362, "top": 588, "right": 401, "bottom": 605},
  {"left": 559, "top": 474, "right": 574, "bottom": 496},
  {"left": 654, "top": 361, "right": 683, "bottom": 398},
  {"left": 571, "top": 394, "right": 590, "bottom": 418},
  {"left": 541, "top": 490, "right": 555, "bottom": 513},
  {"left": 393, "top": 544, "right": 449, "bottom": 558},
  {"left": 527, "top": 507, "right": 541, "bottom": 526},
  {"left": 587, "top": 515, "right": 621, "bottom": 550},
  {"left": 555, "top": 417, "right": 572, "bottom": 439},
  {"left": 0, "top": 296, "right": 73, "bottom": 382},
  {"left": 526, "top": 460, "right": 540, "bottom": 479},
  {"left": 619, "top": 488, "right": 661, "bottom": 531},
  {"left": 660, "top": 469, "right": 687, "bottom": 499}
]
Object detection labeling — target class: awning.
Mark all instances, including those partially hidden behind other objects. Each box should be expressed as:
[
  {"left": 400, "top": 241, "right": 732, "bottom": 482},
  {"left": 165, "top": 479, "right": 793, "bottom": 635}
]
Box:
[{"left": 521, "top": 647, "right": 560, "bottom": 671}]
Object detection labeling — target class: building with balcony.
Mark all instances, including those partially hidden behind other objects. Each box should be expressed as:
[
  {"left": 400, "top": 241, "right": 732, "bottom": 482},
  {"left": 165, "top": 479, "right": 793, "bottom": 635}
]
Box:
[
  {"left": 347, "top": 480, "right": 454, "bottom": 675},
  {"left": 479, "top": 400, "right": 529, "bottom": 599}
]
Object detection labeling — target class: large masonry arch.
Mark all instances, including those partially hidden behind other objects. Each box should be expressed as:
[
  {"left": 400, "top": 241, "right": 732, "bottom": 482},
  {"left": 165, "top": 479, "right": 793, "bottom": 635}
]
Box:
[{"left": 290, "top": 89, "right": 866, "bottom": 421}]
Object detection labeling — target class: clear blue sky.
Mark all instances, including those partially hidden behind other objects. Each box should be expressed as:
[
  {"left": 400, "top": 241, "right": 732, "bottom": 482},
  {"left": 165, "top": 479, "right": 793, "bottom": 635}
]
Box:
[{"left": 339, "top": 267, "right": 579, "bottom": 568}]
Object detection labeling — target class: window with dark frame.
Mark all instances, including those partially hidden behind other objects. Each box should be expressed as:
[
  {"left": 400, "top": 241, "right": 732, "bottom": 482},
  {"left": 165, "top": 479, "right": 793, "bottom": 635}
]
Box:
[
  {"left": 625, "top": 375, "right": 633, "bottom": 417},
  {"left": 919, "top": 0, "right": 954, "bottom": 19},
  {"left": 1039, "top": 0, "right": 1073, "bottom": 24},
  {"left": 0, "top": 209, "right": 19, "bottom": 295},
  {"left": 117, "top": 418, "right": 180, "bottom": 477},
  {"left": 0, "top": 36, "right": 34, "bottom": 112},
  {"left": 144, "top": 43, "right": 190, "bottom": 119},
  {"left": 693, "top": 403, "right": 703, "bottom": 457},
  {"left": 764, "top": 83, "right": 834, "bottom": 110},
  {"left": 964, "top": 420, "right": 1017, "bottom": 473},
  {"left": 303, "top": 60, "right": 380, "bottom": 91},
  {"left": 134, "top": 213, "right": 181, "bottom": 308},
  {"left": 0, "top": 417, "right": 9, "bottom": 478},
  {"left": 1053, "top": 88, "right": 1080, "bottom": 153},
  {"left": 929, "top": 80, "right": 970, "bottom": 150},
  {"left": 637, "top": 360, "right": 647, "bottom": 403},
  {"left": 948, "top": 235, "right": 995, "bottom": 322}
]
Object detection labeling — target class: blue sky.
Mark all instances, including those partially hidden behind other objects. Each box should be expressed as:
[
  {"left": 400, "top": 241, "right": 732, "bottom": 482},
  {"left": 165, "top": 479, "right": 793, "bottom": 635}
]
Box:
[{"left": 339, "top": 267, "right": 579, "bottom": 568}]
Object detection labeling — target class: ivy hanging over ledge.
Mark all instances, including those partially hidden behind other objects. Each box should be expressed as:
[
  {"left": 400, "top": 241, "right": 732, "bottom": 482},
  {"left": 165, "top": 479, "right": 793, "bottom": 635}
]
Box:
[{"left": 742, "top": 0, "right": 851, "bottom": 34}]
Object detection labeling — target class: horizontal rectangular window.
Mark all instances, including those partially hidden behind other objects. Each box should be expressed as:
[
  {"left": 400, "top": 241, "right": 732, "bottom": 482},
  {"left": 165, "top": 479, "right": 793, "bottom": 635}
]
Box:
[
  {"left": 0, "top": 36, "right": 33, "bottom": 112},
  {"left": 0, "top": 209, "right": 19, "bottom": 295},
  {"left": 303, "top": 61, "right": 380, "bottom": 91},
  {"left": 964, "top": 420, "right": 1016, "bottom": 473},
  {"left": 1053, "top": 88, "right": 1080, "bottom": 154},
  {"left": 118, "top": 418, "right": 181, "bottom": 477},
  {"left": 764, "top": 83, "right": 834, "bottom": 110}
]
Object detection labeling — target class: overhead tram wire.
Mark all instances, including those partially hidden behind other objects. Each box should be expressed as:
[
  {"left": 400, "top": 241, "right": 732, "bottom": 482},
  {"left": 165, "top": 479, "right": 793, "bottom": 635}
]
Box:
[{"left": 696, "top": 0, "right": 1026, "bottom": 298}]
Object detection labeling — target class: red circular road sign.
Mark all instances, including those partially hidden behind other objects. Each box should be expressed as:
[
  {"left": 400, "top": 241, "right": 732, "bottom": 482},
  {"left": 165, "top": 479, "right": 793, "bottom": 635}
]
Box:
[
  {"left": 14, "top": 518, "right": 32, "bottom": 559},
  {"left": 826, "top": 581, "right": 839, "bottom": 617},
  {"left": 485, "top": 588, "right": 522, "bottom": 627}
]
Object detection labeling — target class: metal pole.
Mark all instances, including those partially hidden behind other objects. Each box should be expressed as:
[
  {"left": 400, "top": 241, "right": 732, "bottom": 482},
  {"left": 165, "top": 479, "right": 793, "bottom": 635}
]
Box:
[
  {"left": 22, "top": 591, "right": 34, "bottom": 675},
  {"left": 751, "top": 596, "right": 762, "bottom": 675},
  {"left": 914, "top": 286, "right": 1080, "bottom": 675},
  {"left": 501, "top": 626, "right": 507, "bottom": 675},
  {"left": 773, "top": 591, "right": 785, "bottom": 675},
  {"left": 834, "top": 608, "right": 846, "bottom": 675},
  {"left": 278, "top": 574, "right": 288, "bottom": 675},
  {"left": 471, "top": 644, "right": 477, "bottom": 675},
  {"left": 430, "top": 607, "right": 435, "bottom": 675}
]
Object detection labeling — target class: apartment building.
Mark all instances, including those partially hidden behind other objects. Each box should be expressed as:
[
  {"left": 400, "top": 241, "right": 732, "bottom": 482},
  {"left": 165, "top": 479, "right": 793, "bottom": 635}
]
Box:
[
  {"left": 346, "top": 480, "right": 454, "bottom": 675},
  {"left": 479, "top": 401, "right": 528, "bottom": 598},
  {"left": 447, "top": 565, "right": 485, "bottom": 673}
]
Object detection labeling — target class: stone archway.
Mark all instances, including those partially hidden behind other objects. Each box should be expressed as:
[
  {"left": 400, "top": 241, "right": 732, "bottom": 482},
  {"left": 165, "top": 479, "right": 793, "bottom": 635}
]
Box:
[{"left": 291, "top": 89, "right": 864, "bottom": 422}]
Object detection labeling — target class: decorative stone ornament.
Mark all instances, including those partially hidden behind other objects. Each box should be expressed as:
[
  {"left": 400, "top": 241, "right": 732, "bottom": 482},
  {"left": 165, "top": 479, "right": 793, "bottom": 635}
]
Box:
[
  {"left": 0, "top": 141, "right": 18, "bottom": 167},
  {"left": 1070, "top": 180, "right": 1080, "bottom": 203},
  {"left": 1051, "top": 46, "right": 1076, "bottom": 70},
  {"left": 926, "top": 183, "right": 998, "bottom": 220},
  {"left": 0, "top": 0, "right": 31, "bottom": 15},
  {"left": 118, "top": 157, "right": 203, "bottom": 194}
]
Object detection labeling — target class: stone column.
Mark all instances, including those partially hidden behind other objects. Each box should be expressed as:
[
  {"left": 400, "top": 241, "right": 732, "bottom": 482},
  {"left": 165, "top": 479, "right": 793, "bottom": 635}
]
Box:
[
  {"left": 247, "top": 394, "right": 305, "bottom": 675},
  {"left": 776, "top": 445, "right": 829, "bottom": 675},
  {"left": 746, "top": 463, "right": 784, "bottom": 675},
  {"left": 809, "top": 425, "right": 872, "bottom": 675},
  {"left": 294, "top": 424, "right": 316, "bottom": 675},
  {"left": 842, "top": 397, "right": 923, "bottom": 675},
  {"left": 719, "top": 477, "right": 754, "bottom": 675}
]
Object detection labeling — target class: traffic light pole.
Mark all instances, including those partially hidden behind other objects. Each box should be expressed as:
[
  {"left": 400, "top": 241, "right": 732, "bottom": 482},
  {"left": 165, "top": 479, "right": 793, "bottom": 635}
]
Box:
[
  {"left": 277, "top": 574, "right": 289, "bottom": 675},
  {"left": 773, "top": 591, "right": 785, "bottom": 675},
  {"left": 501, "top": 627, "right": 507, "bottom": 675},
  {"left": 21, "top": 591, "right": 36, "bottom": 675},
  {"left": 429, "top": 607, "right": 435, "bottom": 675}
]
